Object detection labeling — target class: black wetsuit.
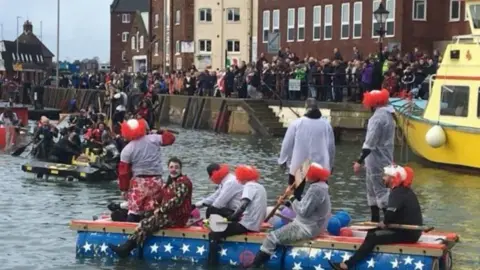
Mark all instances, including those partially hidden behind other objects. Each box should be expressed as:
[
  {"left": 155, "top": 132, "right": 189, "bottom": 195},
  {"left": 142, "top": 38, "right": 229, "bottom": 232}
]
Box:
[
  {"left": 344, "top": 186, "right": 423, "bottom": 268},
  {"left": 51, "top": 137, "right": 82, "bottom": 164}
]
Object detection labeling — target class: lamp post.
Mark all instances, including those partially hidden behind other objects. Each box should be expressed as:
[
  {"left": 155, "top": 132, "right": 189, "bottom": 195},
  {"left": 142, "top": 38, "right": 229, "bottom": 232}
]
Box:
[
  {"left": 56, "top": 0, "right": 60, "bottom": 88},
  {"left": 373, "top": 3, "right": 389, "bottom": 58}
]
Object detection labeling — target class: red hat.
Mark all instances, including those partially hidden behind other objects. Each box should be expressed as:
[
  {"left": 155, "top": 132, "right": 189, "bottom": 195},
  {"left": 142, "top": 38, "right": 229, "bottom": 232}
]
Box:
[
  {"left": 383, "top": 165, "right": 414, "bottom": 188},
  {"left": 305, "top": 163, "right": 331, "bottom": 182},
  {"left": 362, "top": 89, "right": 390, "bottom": 109},
  {"left": 121, "top": 119, "right": 147, "bottom": 141},
  {"left": 209, "top": 163, "right": 230, "bottom": 185},
  {"left": 235, "top": 165, "right": 260, "bottom": 184}
]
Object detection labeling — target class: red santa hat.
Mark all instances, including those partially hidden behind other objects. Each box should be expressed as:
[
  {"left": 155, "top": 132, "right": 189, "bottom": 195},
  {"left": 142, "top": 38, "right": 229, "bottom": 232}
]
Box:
[
  {"left": 121, "top": 119, "right": 147, "bottom": 141},
  {"left": 383, "top": 164, "right": 414, "bottom": 188},
  {"left": 235, "top": 165, "right": 260, "bottom": 184},
  {"left": 362, "top": 89, "right": 390, "bottom": 109},
  {"left": 305, "top": 163, "right": 331, "bottom": 182}
]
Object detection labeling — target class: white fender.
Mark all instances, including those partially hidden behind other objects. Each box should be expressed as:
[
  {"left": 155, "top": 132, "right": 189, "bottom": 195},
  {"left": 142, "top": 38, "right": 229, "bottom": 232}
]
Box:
[{"left": 425, "top": 125, "right": 446, "bottom": 148}]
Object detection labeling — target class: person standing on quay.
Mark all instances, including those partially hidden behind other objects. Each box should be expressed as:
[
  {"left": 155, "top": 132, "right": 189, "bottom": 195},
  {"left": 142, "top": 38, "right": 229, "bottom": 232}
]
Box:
[
  {"left": 278, "top": 98, "right": 336, "bottom": 198},
  {"left": 352, "top": 89, "right": 395, "bottom": 222}
]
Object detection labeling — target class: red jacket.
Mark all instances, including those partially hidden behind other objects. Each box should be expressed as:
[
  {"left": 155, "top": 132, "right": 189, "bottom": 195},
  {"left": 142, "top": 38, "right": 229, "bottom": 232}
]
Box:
[{"left": 157, "top": 175, "right": 192, "bottom": 227}]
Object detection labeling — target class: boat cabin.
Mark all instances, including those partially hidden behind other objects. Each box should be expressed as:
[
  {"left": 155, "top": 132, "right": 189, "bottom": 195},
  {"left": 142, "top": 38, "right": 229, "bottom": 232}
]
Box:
[{"left": 424, "top": 0, "right": 480, "bottom": 128}]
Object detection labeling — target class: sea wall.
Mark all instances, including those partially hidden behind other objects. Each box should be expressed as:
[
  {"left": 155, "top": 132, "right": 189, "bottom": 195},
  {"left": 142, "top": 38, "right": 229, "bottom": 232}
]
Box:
[{"left": 41, "top": 87, "right": 371, "bottom": 141}]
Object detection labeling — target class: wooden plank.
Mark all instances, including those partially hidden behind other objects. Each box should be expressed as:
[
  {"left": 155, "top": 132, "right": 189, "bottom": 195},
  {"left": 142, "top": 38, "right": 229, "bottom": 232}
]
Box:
[
  {"left": 193, "top": 98, "right": 206, "bottom": 129},
  {"left": 214, "top": 99, "right": 227, "bottom": 132},
  {"left": 181, "top": 97, "right": 192, "bottom": 128}
]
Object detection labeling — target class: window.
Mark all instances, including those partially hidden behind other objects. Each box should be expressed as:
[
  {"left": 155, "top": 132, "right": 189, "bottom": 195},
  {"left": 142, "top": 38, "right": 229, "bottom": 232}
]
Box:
[
  {"left": 154, "top": 42, "right": 159, "bottom": 56},
  {"left": 36, "top": 55, "right": 39, "bottom": 62},
  {"left": 29, "top": 54, "right": 32, "bottom": 62},
  {"left": 470, "top": 4, "right": 480, "bottom": 28},
  {"left": 353, "top": 2, "right": 362, "bottom": 38},
  {"left": 440, "top": 85, "right": 469, "bottom": 117},
  {"left": 175, "top": 10, "right": 181, "bottom": 25},
  {"left": 341, "top": 3, "right": 350, "bottom": 39},
  {"left": 287, "top": 8, "right": 295, "bottom": 42},
  {"left": 198, "top": 39, "right": 211, "bottom": 53},
  {"left": 176, "top": 40, "right": 180, "bottom": 54},
  {"left": 227, "top": 8, "right": 240, "bottom": 22},
  {"left": 450, "top": 0, "right": 460, "bottom": 21},
  {"left": 131, "top": 36, "right": 136, "bottom": 50},
  {"left": 122, "top": 14, "right": 130, "bottom": 23},
  {"left": 297, "top": 7, "right": 305, "bottom": 41},
  {"left": 324, "top": 5, "right": 333, "bottom": 40},
  {"left": 262, "top": 10, "right": 270, "bottom": 42},
  {"left": 12, "top": 53, "right": 16, "bottom": 61},
  {"left": 226, "top": 40, "right": 240, "bottom": 52},
  {"left": 313, "top": 6, "right": 321, "bottom": 40},
  {"left": 372, "top": 0, "right": 395, "bottom": 37},
  {"left": 121, "top": 51, "right": 126, "bottom": 60},
  {"left": 413, "top": 0, "right": 426, "bottom": 20},
  {"left": 40, "top": 55, "right": 43, "bottom": 62},
  {"left": 272, "top": 10, "right": 280, "bottom": 32},
  {"left": 122, "top": 32, "right": 129, "bottom": 42},
  {"left": 21, "top": 54, "right": 25, "bottom": 61},
  {"left": 139, "top": 35, "right": 144, "bottom": 49},
  {"left": 386, "top": 0, "right": 395, "bottom": 37},
  {"left": 154, "top": 14, "right": 159, "bottom": 28},
  {"left": 199, "top": 8, "right": 212, "bottom": 22}
]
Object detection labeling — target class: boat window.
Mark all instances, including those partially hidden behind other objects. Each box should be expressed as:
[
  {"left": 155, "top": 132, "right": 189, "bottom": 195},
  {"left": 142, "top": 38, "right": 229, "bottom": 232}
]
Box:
[
  {"left": 440, "top": 85, "right": 469, "bottom": 117},
  {"left": 470, "top": 4, "right": 480, "bottom": 28}
]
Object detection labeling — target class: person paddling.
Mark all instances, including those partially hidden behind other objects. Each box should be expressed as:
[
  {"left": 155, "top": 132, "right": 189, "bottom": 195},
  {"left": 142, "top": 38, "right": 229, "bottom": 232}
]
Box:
[
  {"left": 329, "top": 165, "right": 423, "bottom": 269},
  {"left": 192, "top": 163, "right": 243, "bottom": 218},
  {"left": 250, "top": 163, "right": 332, "bottom": 267}
]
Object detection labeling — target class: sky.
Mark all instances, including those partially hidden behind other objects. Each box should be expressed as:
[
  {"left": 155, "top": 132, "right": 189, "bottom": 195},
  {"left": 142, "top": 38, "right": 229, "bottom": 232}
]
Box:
[{"left": 0, "top": 0, "right": 111, "bottom": 63}]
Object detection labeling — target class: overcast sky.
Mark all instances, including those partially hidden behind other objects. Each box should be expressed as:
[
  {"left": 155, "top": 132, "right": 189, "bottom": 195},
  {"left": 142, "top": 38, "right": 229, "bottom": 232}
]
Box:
[{"left": 0, "top": 0, "right": 111, "bottom": 63}]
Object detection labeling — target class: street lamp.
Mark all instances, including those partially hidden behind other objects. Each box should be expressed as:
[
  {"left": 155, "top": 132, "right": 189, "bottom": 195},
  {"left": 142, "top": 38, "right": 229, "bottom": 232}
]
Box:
[
  {"left": 56, "top": 0, "right": 60, "bottom": 88},
  {"left": 373, "top": 3, "right": 389, "bottom": 56}
]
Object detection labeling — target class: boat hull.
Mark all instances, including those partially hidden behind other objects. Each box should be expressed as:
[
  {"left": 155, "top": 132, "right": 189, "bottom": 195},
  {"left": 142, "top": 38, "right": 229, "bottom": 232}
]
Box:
[
  {"left": 71, "top": 220, "right": 457, "bottom": 269},
  {"left": 395, "top": 111, "right": 480, "bottom": 169},
  {"left": 21, "top": 160, "right": 116, "bottom": 181}
]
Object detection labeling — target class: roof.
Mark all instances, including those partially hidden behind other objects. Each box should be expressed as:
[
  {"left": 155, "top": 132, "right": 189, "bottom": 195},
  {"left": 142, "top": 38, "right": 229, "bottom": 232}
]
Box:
[
  {"left": 0, "top": 40, "right": 47, "bottom": 72},
  {"left": 15, "top": 32, "right": 54, "bottom": 57},
  {"left": 111, "top": 0, "right": 149, "bottom": 13}
]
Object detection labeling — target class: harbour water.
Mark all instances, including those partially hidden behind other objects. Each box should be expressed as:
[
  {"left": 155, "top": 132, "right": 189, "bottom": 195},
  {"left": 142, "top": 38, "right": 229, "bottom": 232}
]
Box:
[{"left": 0, "top": 127, "right": 478, "bottom": 269}]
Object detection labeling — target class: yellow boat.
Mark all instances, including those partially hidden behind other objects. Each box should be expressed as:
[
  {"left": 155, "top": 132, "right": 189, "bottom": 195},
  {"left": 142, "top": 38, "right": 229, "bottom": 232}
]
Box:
[{"left": 391, "top": 0, "right": 480, "bottom": 170}]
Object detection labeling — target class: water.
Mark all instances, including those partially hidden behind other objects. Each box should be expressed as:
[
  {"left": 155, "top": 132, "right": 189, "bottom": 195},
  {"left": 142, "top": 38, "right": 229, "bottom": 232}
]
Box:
[{"left": 0, "top": 128, "right": 478, "bottom": 269}]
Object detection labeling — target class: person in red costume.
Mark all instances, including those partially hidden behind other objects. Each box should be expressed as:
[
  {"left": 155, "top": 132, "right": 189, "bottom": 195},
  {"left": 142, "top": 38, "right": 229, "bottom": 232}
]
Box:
[
  {"left": 109, "top": 156, "right": 192, "bottom": 258},
  {"left": 116, "top": 119, "right": 175, "bottom": 223}
]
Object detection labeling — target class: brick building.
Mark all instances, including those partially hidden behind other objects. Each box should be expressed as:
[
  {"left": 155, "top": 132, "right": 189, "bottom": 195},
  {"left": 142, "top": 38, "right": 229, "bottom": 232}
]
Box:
[
  {"left": 257, "top": 0, "right": 471, "bottom": 61},
  {"left": 123, "top": 11, "right": 150, "bottom": 72},
  {"left": 149, "top": 0, "right": 164, "bottom": 71},
  {"left": 171, "top": 0, "right": 195, "bottom": 71},
  {"left": 110, "top": 0, "right": 149, "bottom": 72}
]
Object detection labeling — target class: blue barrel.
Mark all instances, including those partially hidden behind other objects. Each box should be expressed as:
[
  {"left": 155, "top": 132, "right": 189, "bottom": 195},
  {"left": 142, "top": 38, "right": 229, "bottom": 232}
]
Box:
[
  {"left": 335, "top": 211, "right": 352, "bottom": 227},
  {"left": 327, "top": 217, "right": 342, "bottom": 236}
]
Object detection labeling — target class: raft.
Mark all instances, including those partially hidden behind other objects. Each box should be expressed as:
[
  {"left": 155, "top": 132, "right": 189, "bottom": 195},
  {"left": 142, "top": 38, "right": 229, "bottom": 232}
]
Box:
[
  {"left": 70, "top": 219, "right": 458, "bottom": 269},
  {"left": 22, "top": 148, "right": 117, "bottom": 181}
]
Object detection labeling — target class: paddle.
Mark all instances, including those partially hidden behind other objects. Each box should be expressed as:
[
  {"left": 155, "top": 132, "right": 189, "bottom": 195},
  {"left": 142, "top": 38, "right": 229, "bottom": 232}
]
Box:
[
  {"left": 264, "top": 159, "right": 311, "bottom": 222},
  {"left": 351, "top": 222, "right": 434, "bottom": 233},
  {"left": 206, "top": 214, "right": 231, "bottom": 232},
  {"left": 11, "top": 137, "right": 41, "bottom": 157}
]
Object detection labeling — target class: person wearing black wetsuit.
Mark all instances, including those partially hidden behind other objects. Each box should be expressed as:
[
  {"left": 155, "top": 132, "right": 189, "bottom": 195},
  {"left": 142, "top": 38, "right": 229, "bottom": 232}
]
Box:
[
  {"left": 330, "top": 165, "right": 423, "bottom": 270},
  {"left": 51, "top": 132, "right": 82, "bottom": 164}
]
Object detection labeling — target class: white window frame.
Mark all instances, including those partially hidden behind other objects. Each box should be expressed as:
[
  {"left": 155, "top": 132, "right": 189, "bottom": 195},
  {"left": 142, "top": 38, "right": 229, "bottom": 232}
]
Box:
[
  {"left": 287, "top": 8, "right": 295, "bottom": 42},
  {"left": 199, "top": 8, "right": 212, "bottom": 22},
  {"left": 385, "top": 0, "right": 396, "bottom": 37},
  {"left": 313, "top": 6, "right": 321, "bottom": 41},
  {"left": 139, "top": 35, "right": 144, "bottom": 49},
  {"left": 122, "top": 13, "right": 130, "bottom": 23},
  {"left": 297, "top": 7, "right": 305, "bottom": 41},
  {"left": 226, "top": 8, "right": 240, "bottom": 22},
  {"left": 198, "top": 39, "right": 212, "bottom": 53},
  {"left": 131, "top": 36, "right": 136, "bottom": 50},
  {"left": 175, "top": 10, "right": 181, "bottom": 25},
  {"left": 121, "top": 51, "right": 126, "bottom": 60},
  {"left": 154, "top": 14, "right": 159, "bottom": 28},
  {"left": 122, "top": 32, "right": 129, "bottom": 42},
  {"left": 353, "top": 2, "right": 362, "bottom": 39},
  {"left": 412, "top": 0, "right": 427, "bottom": 21},
  {"left": 272, "top": 9, "right": 280, "bottom": 32},
  {"left": 341, "top": 3, "right": 350, "bottom": 39},
  {"left": 450, "top": 0, "right": 460, "bottom": 21},
  {"left": 262, "top": 10, "right": 270, "bottom": 43},
  {"left": 466, "top": 3, "right": 469, "bottom": 21},
  {"left": 226, "top": 40, "right": 240, "bottom": 53},
  {"left": 372, "top": 0, "right": 381, "bottom": 37},
  {"left": 324, "top": 5, "right": 333, "bottom": 40},
  {"left": 154, "top": 42, "right": 159, "bottom": 56},
  {"left": 176, "top": 40, "right": 180, "bottom": 54}
]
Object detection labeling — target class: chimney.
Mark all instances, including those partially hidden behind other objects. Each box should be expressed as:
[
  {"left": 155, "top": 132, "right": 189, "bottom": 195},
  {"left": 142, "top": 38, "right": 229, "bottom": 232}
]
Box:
[{"left": 23, "top": 20, "right": 33, "bottom": 34}]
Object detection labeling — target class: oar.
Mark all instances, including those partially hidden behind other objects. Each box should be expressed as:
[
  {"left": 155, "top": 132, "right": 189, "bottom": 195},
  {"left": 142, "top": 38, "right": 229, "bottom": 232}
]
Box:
[
  {"left": 206, "top": 214, "right": 231, "bottom": 232},
  {"left": 351, "top": 222, "right": 434, "bottom": 233},
  {"left": 264, "top": 159, "right": 311, "bottom": 222},
  {"left": 11, "top": 137, "right": 42, "bottom": 157}
]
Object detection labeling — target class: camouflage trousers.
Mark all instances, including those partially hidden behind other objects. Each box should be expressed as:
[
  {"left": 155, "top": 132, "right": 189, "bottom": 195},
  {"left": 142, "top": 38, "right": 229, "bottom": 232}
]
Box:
[{"left": 260, "top": 220, "right": 313, "bottom": 255}]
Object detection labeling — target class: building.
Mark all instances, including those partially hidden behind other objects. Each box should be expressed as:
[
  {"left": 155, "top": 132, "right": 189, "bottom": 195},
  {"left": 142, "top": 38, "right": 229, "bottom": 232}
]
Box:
[
  {"left": 110, "top": 0, "right": 149, "bottom": 72},
  {"left": 193, "top": 0, "right": 258, "bottom": 70},
  {"left": 257, "top": 0, "right": 471, "bottom": 61},
  {"left": 149, "top": 0, "right": 165, "bottom": 71},
  {"left": 171, "top": 0, "right": 195, "bottom": 71},
  {"left": 123, "top": 11, "right": 150, "bottom": 72},
  {"left": 0, "top": 40, "right": 48, "bottom": 83},
  {"left": 16, "top": 20, "right": 54, "bottom": 68}
]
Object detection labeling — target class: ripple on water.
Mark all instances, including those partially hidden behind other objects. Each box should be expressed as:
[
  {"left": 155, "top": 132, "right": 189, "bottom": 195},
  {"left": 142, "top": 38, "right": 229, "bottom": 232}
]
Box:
[{"left": 0, "top": 128, "right": 477, "bottom": 269}]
